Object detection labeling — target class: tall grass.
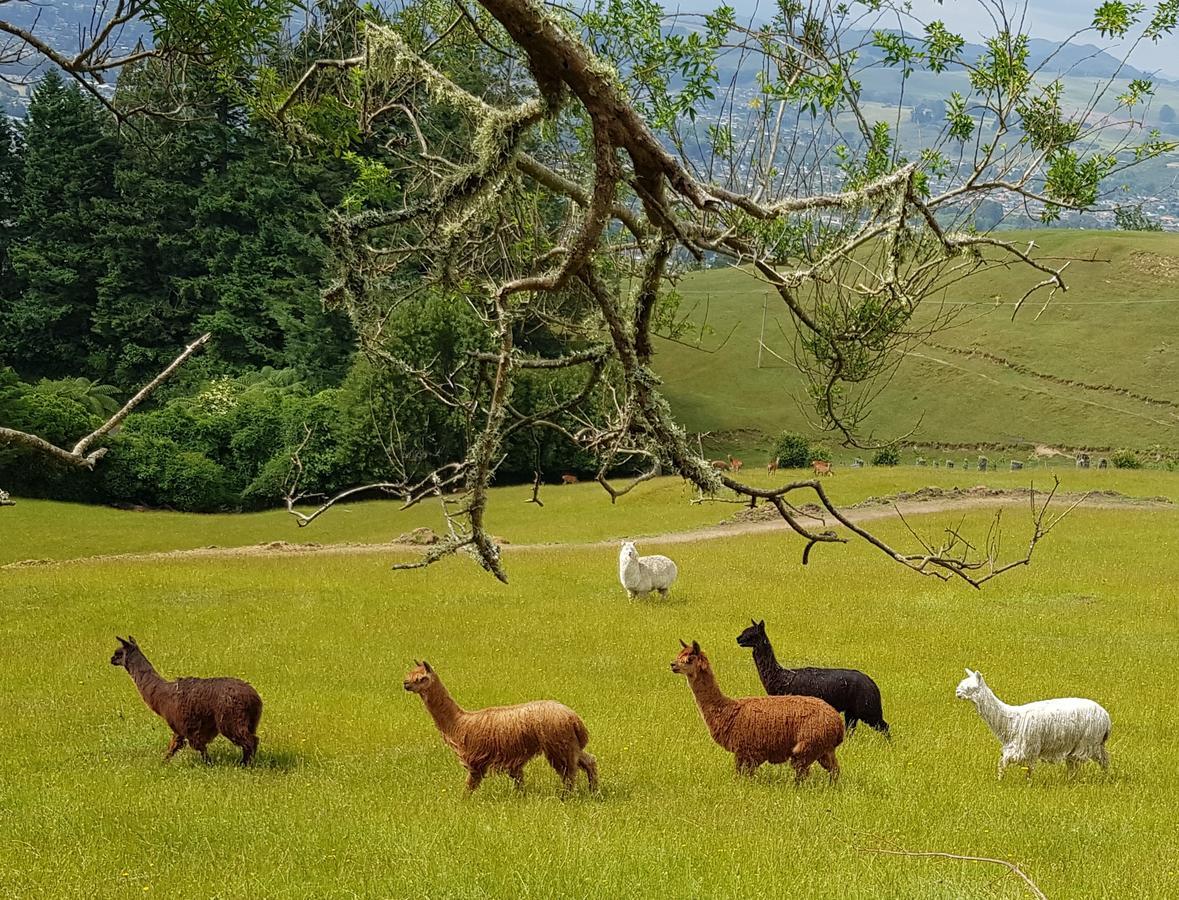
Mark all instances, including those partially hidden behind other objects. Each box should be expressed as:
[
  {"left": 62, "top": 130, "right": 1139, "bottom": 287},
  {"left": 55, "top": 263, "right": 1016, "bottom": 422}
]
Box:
[{"left": 1, "top": 484, "right": 1177, "bottom": 897}]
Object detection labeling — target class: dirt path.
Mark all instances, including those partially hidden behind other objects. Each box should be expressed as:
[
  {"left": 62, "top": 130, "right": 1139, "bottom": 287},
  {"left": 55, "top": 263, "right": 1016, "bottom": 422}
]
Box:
[{"left": 3, "top": 488, "right": 1170, "bottom": 570}]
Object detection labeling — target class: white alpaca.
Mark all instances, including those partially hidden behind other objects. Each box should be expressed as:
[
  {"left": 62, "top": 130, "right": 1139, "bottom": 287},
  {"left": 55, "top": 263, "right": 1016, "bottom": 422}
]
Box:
[
  {"left": 955, "top": 668, "right": 1111, "bottom": 780},
  {"left": 618, "top": 541, "right": 677, "bottom": 599}
]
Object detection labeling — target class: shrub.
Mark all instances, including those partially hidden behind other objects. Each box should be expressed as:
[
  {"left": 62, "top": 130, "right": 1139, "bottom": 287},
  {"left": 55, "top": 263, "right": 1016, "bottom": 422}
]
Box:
[
  {"left": 872, "top": 446, "right": 901, "bottom": 466},
  {"left": 1112, "top": 450, "right": 1142, "bottom": 469},
  {"left": 809, "top": 445, "right": 833, "bottom": 463},
  {"left": 773, "top": 432, "right": 813, "bottom": 468}
]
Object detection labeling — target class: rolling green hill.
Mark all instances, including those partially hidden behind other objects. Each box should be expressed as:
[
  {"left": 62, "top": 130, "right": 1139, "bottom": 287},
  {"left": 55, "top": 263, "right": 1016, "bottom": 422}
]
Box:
[{"left": 655, "top": 230, "right": 1179, "bottom": 458}]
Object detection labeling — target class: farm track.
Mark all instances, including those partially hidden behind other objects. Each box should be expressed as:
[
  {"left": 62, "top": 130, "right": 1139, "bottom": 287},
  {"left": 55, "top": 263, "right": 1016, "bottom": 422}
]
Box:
[{"left": 3, "top": 488, "right": 1170, "bottom": 569}]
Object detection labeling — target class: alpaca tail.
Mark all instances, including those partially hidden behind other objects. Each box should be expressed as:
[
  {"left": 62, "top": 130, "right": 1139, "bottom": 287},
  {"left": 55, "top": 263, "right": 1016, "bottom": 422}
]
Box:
[{"left": 572, "top": 716, "right": 590, "bottom": 750}]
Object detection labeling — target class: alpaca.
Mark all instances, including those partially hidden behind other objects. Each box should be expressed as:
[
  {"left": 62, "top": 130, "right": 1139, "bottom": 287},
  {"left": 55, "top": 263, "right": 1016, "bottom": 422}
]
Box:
[
  {"left": 811, "top": 459, "right": 833, "bottom": 476},
  {"left": 671, "top": 640, "right": 844, "bottom": 783},
  {"left": 404, "top": 660, "right": 598, "bottom": 793},
  {"left": 710, "top": 458, "right": 731, "bottom": 471},
  {"left": 618, "top": 540, "right": 678, "bottom": 598},
  {"left": 728, "top": 456, "right": 744, "bottom": 473},
  {"left": 109, "top": 636, "right": 262, "bottom": 765},
  {"left": 736, "top": 620, "right": 889, "bottom": 736},
  {"left": 561, "top": 473, "right": 578, "bottom": 484},
  {"left": 955, "top": 669, "right": 1111, "bottom": 780}
]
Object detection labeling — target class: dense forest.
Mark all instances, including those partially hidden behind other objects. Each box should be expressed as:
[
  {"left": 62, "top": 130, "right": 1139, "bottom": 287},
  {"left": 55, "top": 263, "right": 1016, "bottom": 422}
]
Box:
[{"left": 0, "top": 7, "right": 604, "bottom": 511}]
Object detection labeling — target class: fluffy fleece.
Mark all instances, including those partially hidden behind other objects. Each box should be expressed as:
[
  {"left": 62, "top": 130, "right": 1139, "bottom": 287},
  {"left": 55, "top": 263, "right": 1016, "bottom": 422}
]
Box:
[
  {"left": 955, "top": 668, "right": 1111, "bottom": 780},
  {"left": 403, "top": 660, "right": 598, "bottom": 793},
  {"left": 618, "top": 541, "right": 678, "bottom": 598},
  {"left": 671, "top": 640, "right": 844, "bottom": 783},
  {"left": 109, "top": 636, "right": 262, "bottom": 765},
  {"left": 737, "top": 619, "right": 889, "bottom": 736}
]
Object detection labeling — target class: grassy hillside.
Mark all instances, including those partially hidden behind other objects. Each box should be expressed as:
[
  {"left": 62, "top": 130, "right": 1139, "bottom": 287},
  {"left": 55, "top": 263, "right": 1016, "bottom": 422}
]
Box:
[
  {"left": 656, "top": 230, "right": 1179, "bottom": 457},
  {"left": 2, "top": 482, "right": 1178, "bottom": 897}
]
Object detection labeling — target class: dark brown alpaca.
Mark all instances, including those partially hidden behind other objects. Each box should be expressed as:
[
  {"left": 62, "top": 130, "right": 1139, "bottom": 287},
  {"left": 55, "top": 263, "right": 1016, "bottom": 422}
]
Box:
[{"left": 109, "top": 636, "right": 263, "bottom": 765}]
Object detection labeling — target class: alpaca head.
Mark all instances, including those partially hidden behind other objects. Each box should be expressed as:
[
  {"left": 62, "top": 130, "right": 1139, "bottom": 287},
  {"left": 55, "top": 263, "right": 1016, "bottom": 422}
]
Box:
[
  {"left": 403, "top": 660, "right": 436, "bottom": 694},
  {"left": 620, "top": 541, "right": 638, "bottom": 563},
  {"left": 955, "top": 668, "right": 986, "bottom": 700},
  {"left": 736, "top": 619, "right": 767, "bottom": 648},
  {"left": 109, "top": 636, "right": 141, "bottom": 668},
  {"left": 671, "top": 639, "right": 708, "bottom": 677}
]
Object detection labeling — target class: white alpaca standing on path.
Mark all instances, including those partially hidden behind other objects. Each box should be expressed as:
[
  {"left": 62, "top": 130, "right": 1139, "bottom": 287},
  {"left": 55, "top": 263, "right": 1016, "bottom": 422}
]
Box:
[
  {"left": 955, "top": 668, "right": 1111, "bottom": 780},
  {"left": 618, "top": 541, "right": 677, "bottom": 598}
]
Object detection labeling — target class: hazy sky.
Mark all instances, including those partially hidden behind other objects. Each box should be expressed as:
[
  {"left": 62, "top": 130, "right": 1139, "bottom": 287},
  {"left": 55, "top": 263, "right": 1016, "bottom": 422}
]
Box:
[{"left": 712, "top": 0, "right": 1178, "bottom": 79}]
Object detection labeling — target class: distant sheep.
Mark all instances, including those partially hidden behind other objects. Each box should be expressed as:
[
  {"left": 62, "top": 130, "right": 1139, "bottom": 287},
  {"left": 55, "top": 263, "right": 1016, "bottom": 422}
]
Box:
[
  {"left": 737, "top": 620, "right": 889, "bottom": 736},
  {"left": 403, "top": 660, "right": 597, "bottom": 793},
  {"left": 672, "top": 640, "right": 844, "bottom": 783},
  {"left": 109, "top": 636, "right": 262, "bottom": 765},
  {"left": 955, "top": 668, "right": 1110, "bottom": 780},
  {"left": 619, "top": 540, "right": 678, "bottom": 598}
]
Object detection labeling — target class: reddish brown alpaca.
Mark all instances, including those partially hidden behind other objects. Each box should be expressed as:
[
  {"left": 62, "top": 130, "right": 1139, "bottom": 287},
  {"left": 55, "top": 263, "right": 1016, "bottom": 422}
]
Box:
[
  {"left": 109, "top": 636, "right": 262, "bottom": 765},
  {"left": 729, "top": 455, "right": 743, "bottom": 473},
  {"left": 403, "top": 661, "right": 598, "bottom": 794},
  {"left": 671, "top": 640, "right": 844, "bottom": 784}
]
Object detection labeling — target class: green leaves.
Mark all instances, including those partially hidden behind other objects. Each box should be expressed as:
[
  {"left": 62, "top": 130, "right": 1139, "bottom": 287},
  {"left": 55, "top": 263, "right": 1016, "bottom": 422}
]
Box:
[{"left": 1092, "top": 1, "right": 1145, "bottom": 38}]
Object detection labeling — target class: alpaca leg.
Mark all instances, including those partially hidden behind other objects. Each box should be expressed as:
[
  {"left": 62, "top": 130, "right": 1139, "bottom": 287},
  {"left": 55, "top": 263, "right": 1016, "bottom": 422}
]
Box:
[
  {"left": 546, "top": 751, "right": 578, "bottom": 794},
  {"left": 1095, "top": 745, "right": 1110, "bottom": 771},
  {"left": 191, "top": 740, "right": 211, "bottom": 764},
  {"left": 657, "top": 587, "right": 668, "bottom": 597},
  {"left": 791, "top": 758, "right": 813, "bottom": 785},
  {"left": 465, "top": 766, "right": 485, "bottom": 793},
  {"left": 164, "top": 733, "right": 186, "bottom": 761},
  {"left": 735, "top": 756, "right": 760, "bottom": 777},
  {"left": 818, "top": 750, "right": 840, "bottom": 785},
  {"left": 1066, "top": 758, "right": 1079, "bottom": 779},
  {"left": 238, "top": 734, "right": 258, "bottom": 766},
  {"left": 508, "top": 766, "right": 525, "bottom": 791},
  {"left": 1023, "top": 762, "right": 1035, "bottom": 782},
  {"left": 578, "top": 751, "right": 599, "bottom": 791},
  {"left": 845, "top": 716, "right": 859, "bottom": 737},
  {"left": 996, "top": 755, "right": 1008, "bottom": 781}
]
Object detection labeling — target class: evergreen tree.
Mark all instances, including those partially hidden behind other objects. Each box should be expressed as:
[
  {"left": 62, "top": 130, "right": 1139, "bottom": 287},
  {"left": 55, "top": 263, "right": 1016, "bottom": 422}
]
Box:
[{"left": 2, "top": 71, "right": 117, "bottom": 380}]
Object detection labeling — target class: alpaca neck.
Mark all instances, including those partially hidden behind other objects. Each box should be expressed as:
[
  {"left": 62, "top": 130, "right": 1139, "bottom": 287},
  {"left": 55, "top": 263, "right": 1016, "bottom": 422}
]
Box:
[
  {"left": 125, "top": 653, "right": 171, "bottom": 717},
  {"left": 972, "top": 683, "right": 1016, "bottom": 744},
  {"left": 752, "top": 639, "right": 785, "bottom": 683},
  {"left": 687, "top": 665, "right": 737, "bottom": 727},
  {"left": 420, "top": 679, "right": 466, "bottom": 737}
]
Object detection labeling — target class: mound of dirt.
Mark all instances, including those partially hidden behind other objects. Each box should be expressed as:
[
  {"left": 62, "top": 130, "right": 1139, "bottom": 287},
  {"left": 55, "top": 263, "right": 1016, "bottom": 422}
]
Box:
[{"left": 396, "top": 526, "right": 439, "bottom": 545}]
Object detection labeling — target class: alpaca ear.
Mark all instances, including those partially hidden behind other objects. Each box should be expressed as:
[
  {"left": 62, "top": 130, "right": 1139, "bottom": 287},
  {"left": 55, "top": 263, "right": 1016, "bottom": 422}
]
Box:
[
  {"left": 116, "top": 636, "right": 129, "bottom": 648},
  {"left": 679, "top": 638, "right": 688, "bottom": 649},
  {"left": 422, "top": 660, "right": 433, "bottom": 672},
  {"left": 758, "top": 620, "right": 765, "bottom": 628},
  {"left": 691, "top": 640, "right": 700, "bottom": 653},
  {"left": 127, "top": 636, "right": 138, "bottom": 647},
  {"left": 750, "top": 618, "right": 757, "bottom": 625}
]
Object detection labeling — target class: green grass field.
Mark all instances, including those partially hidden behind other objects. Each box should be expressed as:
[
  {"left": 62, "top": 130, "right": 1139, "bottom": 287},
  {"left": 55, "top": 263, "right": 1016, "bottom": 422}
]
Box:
[
  {"left": 2, "top": 470, "right": 1178, "bottom": 898},
  {"left": 657, "top": 230, "right": 1179, "bottom": 456}
]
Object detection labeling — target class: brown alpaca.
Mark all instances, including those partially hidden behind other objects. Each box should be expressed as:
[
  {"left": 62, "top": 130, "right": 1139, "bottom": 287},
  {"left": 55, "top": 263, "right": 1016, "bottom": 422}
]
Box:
[
  {"left": 767, "top": 457, "right": 779, "bottom": 475},
  {"left": 671, "top": 640, "right": 844, "bottom": 784},
  {"left": 560, "top": 473, "right": 579, "bottom": 484},
  {"left": 109, "top": 636, "right": 262, "bottom": 765},
  {"left": 729, "top": 456, "right": 743, "bottom": 473},
  {"left": 403, "top": 661, "right": 598, "bottom": 794},
  {"left": 710, "top": 459, "right": 730, "bottom": 471}
]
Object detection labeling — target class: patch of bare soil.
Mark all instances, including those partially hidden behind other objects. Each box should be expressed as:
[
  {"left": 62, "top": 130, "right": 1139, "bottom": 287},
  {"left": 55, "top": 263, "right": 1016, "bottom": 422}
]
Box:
[
  {"left": 1128, "top": 250, "right": 1179, "bottom": 280},
  {"left": 3, "top": 488, "right": 1170, "bottom": 570}
]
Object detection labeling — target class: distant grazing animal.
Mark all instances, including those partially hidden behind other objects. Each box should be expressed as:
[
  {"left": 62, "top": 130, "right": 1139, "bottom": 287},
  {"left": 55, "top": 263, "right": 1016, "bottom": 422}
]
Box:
[
  {"left": 403, "top": 660, "right": 597, "bottom": 794},
  {"left": 728, "top": 456, "right": 743, "bottom": 473},
  {"left": 109, "top": 636, "right": 262, "bottom": 765},
  {"left": 737, "top": 620, "right": 889, "bottom": 736},
  {"left": 618, "top": 540, "right": 678, "bottom": 599},
  {"left": 710, "top": 458, "right": 731, "bottom": 471},
  {"left": 955, "top": 668, "right": 1111, "bottom": 781},
  {"left": 811, "top": 459, "right": 833, "bottom": 476},
  {"left": 561, "top": 473, "right": 579, "bottom": 484},
  {"left": 767, "top": 457, "right": 779, "bottom": 475},
  {"left": 671, "top": 640, "right": 843, "bottom": 783}
]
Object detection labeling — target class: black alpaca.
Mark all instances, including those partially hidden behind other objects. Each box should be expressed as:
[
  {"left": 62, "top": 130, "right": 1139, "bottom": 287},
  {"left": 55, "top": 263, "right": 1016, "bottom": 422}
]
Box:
[{"left": 736, "top": 620, "right": 889, "bottom": 736}]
